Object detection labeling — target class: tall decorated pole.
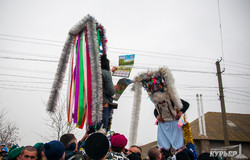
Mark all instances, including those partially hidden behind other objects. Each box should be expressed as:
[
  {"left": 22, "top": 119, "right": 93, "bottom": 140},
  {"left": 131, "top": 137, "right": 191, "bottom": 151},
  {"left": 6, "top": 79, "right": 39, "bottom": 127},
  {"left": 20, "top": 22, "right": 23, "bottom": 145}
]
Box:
[{"left": 47, "top": 15, "right": 107, "bottom": 129}]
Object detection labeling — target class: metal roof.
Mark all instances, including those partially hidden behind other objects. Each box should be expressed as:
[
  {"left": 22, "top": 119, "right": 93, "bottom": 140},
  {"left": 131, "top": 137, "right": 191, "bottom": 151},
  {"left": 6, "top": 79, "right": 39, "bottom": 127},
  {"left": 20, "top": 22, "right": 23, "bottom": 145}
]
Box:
[{"left": 190, "top": 112, "right": 250, "bottom": 142}]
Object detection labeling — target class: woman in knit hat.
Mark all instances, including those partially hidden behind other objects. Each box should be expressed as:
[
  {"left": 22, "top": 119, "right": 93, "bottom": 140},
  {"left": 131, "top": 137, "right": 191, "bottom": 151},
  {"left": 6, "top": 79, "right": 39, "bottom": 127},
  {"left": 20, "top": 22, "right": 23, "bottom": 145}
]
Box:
[{"left": 106, "top": 133, "right": 128, "bottom": 160}]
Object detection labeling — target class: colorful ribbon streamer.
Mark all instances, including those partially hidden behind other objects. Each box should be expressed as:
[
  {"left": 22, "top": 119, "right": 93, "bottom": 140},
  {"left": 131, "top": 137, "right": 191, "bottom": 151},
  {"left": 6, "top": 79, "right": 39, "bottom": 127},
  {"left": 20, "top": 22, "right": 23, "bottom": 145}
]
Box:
[{"left": 66, "top": 22, "right": 106, "bottom": 129}]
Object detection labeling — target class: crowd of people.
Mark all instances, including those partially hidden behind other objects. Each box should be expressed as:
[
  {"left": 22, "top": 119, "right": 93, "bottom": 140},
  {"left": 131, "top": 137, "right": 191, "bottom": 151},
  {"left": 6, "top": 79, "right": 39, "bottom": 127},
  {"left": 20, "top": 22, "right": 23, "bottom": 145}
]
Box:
[
  {"left": 1, "top": 131, "right": 222, "bottom": 160},
  {"left": 0, "top": 132, "right": 140, "bottom": 160}
]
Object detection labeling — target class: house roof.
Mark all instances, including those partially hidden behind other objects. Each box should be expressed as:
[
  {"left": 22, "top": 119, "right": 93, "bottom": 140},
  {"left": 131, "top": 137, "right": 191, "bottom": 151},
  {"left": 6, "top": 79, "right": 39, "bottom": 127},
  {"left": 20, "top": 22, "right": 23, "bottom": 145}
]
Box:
[
  {"left": 190, "top": 112, "right": 250, "bottom": 142},
  {"left": 139, "top": 141, "right": 158, "bottom": 157}
]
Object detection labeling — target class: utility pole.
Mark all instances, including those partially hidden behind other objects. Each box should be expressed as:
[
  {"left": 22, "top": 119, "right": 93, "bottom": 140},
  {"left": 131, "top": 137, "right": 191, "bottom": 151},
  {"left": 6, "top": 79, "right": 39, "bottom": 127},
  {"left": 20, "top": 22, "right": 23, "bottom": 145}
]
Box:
[{"left": 216, "top": 59, "right": 230, "bottom": 147}]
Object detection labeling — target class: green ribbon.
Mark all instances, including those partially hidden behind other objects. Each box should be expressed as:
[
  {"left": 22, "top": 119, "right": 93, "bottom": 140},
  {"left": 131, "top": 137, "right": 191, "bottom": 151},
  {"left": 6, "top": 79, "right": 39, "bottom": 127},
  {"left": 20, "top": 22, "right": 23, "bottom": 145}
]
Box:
[
  {"left": 97, "top": 28, "right": 101, "bottom": 53},
  {"left": 78, "top": 32, "right": 84, "bottom": 126}
]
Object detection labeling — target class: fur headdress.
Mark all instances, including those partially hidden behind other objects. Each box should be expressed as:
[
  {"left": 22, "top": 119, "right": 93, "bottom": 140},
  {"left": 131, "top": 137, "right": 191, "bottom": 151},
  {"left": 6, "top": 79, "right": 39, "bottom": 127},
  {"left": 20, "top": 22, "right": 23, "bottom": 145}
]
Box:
[{"left": 134, "top": 67, "right": 182, "bottom": 110}]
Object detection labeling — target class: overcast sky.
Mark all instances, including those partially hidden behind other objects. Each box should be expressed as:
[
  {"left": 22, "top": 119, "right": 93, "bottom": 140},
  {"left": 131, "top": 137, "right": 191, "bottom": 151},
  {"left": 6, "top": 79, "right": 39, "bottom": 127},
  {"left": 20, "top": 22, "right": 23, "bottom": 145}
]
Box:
[{"left": 0, "top": 0, "right": 250, "bottom": 147}]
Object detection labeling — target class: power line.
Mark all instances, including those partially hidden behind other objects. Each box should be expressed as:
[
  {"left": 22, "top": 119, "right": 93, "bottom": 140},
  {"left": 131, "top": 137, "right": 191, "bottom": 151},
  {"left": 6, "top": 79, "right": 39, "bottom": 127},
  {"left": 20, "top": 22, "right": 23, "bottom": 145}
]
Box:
[
  {"left": 178, "top": 88, "right": 218, "bottom": 92},
  {"left": 0, "top": 33, "right": 64, "bottom": 43},
  {"left": 1, "top": 55, "right": 249, "bottom": 77},
  {"left": 224, "top": 86, "right": 250, "bottom": 89},
  {"left": 0, "top": 86, "right": 49, "bottom": 92},
  {"left": 225, "top": 96, "right": 250, "bottom": 102},
  {"left": 1, "top": 33, "right": 249, "bottom": 71},
  {"left": 0, "top": 37, "right": 62, "bottom": 47},
  {"left": 178, "top": 86, "right": 218, "bottom": 89},
  {"left": 121, "top": 94, "right": 219, "bottom": 102},
  {"left": 0, "top": 34, "right": 218, "bottom": 64},
  {"left": 1, "top": 54, "right": 249, "bottom": 87},
  {"left": 109, "top": 50, "right": 214, "bottom": 64},
  {"left": 237, "top": 76, "right": 250, "bottom": 80},
  {"left": 111, "top": 62, "right": 216, "bottom": 74},
  {"left": 109, "top": 47, "right": 215, "bottom": 61},
  {"left": 223, "top": 75, "right": 250, "bottom": 80},
  {"left": 0, "top": 73, "right": 55, "bottom": 80},
  {"left": 0, "top": 79, "right": 53, "bottom": 85},
  {"left": 0, "top": 49, "right": 59, "bottom": 59},
  {"left": 176, "top": 84, "right": 219, "bottom": 89},
  {"left": 0, "top": 33, "right": 216, "bottom": 62},
  {"left": 184, "top": 98, "right": 219, "bottom": 101},
  {"left": 122, "top": 92, "right": 219, "bottom": 99},
  {"left": 0, "top": 83, "right": 51, "bottom": 90},
  {"left": 225, "top": 88, "right": 250, "bottom": 94},
  {"left": 1, "top": 34, "right": 249, "bottom": 74},
  {"left": 226, "top": 100, "right": 250, "bottom": 106},
  {"left": 223, "top": 72, "right": 250, "bottom": 77},
  {"left": 171, "top": 69, "right": 216, "bottom": 74},
  {"left": 225, "top": 64, "right": 250, "bottom": 70},
  {"left": 0, "top": 54, "right": 218, "bottom": 75},
  {"left": 226, "top": 68, "right": 250, "bottom": 75},
  {"left": 0, "top": 66, "right": 55, "bottom": 74},
  {"left": 225, "top": 60, "right": 250, "bottom": 68},
  {"left": 130, "top": 66, "right": 217, "bottom": 74},
  {"left": 0, "top": 35, "right": 215, "bottom": 64},
  {"left": 0, "top": 56, "right": 58, "bottom": 63},
  {"left": 182, "top": 94, "right": 218, "bottom": 98}
]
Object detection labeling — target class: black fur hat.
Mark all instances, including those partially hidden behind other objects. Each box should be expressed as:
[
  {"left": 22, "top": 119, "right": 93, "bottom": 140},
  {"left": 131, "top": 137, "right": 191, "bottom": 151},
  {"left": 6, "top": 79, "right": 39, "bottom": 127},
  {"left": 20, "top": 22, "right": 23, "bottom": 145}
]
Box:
[{"left": 85, "top": 132, "right": 109, "bottom": 159}]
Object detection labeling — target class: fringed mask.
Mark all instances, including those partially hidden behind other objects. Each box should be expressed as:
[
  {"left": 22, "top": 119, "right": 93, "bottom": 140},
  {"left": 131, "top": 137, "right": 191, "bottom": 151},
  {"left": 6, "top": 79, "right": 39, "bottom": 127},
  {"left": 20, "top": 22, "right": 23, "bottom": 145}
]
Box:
[{"left": 141, "top": 75, "right": 167, "bottom": 95}]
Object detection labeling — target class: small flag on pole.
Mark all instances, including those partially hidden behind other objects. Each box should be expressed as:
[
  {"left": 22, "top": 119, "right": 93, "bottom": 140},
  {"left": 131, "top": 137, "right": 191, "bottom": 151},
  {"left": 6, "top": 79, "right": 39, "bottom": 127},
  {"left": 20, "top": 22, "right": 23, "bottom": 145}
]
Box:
[{"left": 178, "top": 114, "right": 186, "bottom": 128}]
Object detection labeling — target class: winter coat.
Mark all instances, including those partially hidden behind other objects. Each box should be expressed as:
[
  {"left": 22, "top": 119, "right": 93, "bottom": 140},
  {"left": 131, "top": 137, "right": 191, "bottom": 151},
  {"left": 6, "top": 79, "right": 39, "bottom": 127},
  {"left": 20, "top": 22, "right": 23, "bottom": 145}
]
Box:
[
  {"left": 106, "top": 152, "right": 129, "bottom": 160},
  {"left": 154, "top": 99, "right": 189, "bottom": 122},
  {"left": 65, "top": 149, "right": 86, "bottom": 160},
  {"left": 102, "top": 69, "right": 116, "bottom": 103}
]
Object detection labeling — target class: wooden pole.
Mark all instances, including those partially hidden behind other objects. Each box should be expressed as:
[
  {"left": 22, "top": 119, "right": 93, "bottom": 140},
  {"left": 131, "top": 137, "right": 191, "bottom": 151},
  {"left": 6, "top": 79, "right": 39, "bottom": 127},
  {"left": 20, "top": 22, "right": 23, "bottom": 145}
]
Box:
[{"left": 216, "top": 60, "right": 230, "bottom": 147}]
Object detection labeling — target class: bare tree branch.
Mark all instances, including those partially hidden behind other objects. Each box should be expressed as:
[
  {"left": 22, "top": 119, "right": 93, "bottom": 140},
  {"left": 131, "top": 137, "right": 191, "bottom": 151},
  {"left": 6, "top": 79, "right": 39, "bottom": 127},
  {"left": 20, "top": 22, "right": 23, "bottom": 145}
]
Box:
[
  {"left": 0, "top": 108, "right": 20, "bottom": 148},
  {"left": 40, "top": 98, "right": 76, "bottom": 141}
]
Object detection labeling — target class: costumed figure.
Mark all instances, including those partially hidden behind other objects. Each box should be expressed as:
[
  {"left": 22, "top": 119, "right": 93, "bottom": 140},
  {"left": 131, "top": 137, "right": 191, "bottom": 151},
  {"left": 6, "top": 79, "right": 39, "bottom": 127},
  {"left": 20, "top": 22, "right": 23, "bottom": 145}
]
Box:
[{"left": 133, "top": 67, "right": 186, "bottom": 155}]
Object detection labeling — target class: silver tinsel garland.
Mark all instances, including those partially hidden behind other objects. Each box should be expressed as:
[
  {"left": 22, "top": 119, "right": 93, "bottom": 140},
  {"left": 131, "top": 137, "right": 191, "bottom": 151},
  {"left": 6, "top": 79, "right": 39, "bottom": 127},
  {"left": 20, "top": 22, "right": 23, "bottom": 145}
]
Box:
[
  {"left": 47, "top": 34, "right": 74, "bottom": 113},
  {"left": 86, "top": 18, "right": 103, "bottom": 123},
  {"left": 129, "top": 82, "right": 142, "bottom": 146}
]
